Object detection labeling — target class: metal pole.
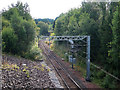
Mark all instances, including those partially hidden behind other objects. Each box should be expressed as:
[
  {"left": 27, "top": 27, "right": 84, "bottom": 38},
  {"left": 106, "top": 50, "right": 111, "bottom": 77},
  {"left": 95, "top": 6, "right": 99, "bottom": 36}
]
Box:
[
  {"left": 72, "top": 52, "right": 74, "bottom": 69},
  {"left": 69, "top": 40, "right": 74, "bottom": 69},
  {"left": 0, "top": 13, "right": 2, "bottom": 89},
  {"left": 86, "top": 36, "right": 91, "bottom": 82}
]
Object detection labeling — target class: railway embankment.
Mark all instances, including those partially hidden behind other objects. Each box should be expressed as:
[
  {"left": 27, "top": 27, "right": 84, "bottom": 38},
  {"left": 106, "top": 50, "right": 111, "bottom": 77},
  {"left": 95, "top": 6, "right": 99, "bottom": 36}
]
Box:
[{"left": 2, "top": 54, "right": 63, "bottom": 89}]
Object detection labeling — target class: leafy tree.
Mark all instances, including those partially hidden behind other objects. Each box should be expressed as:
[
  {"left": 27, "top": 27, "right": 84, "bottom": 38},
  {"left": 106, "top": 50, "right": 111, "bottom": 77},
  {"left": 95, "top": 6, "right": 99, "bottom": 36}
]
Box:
[
  {"left": 35, "top": 18, "right": 54, "bottom": 24},
  {"left": 2, "top": 2, "right": 36, "bottom": 56},
  {"left": 54, "top": 10, "right": 99, "bottom": 61},
  {"left": 97, "top": 2, "right": 116, "bottom": 64},
  {"left": 68, "top": 15, "right": 79, "bottom": 35},
  {"left": 10, "top": 10, "right": 35, "bottom": 55},
  {"left": 2, "top": 17, "right": 11, "bottom": 28},
  {"left": 2, "top": 7, "right": 18, "bottom": 21},
  {"left": 53, "top": 1, "right": 120, "bottom": 88},
  {"left": 108, "top": 4, "right": 120, "bottom": 77},
  {"left": 37, "top": 21, "right": 49, "bottom": 36},
  {"left": 78, "top": 13, "right": 99, "bottom": 60},
  {"left": 15, "top": 1, "right": 31, "bottom": 20},
  {"left": 2, "top": 27, "right": 18, "bottom": 53},
  {"left": 2, "top": 1, "right": 31, "bottom": 21},
  {"left": 81, "top": 2, "right": 100, "bottom": 21},
  {"left": 54, "top": 19, "right": 63, "bottom": 36}
]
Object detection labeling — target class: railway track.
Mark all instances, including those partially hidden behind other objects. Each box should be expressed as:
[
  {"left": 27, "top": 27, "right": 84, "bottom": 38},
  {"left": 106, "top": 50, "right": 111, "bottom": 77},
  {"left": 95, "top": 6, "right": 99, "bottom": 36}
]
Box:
[{"left": 39, "top": 40, "right": 86, "bottom": 89}]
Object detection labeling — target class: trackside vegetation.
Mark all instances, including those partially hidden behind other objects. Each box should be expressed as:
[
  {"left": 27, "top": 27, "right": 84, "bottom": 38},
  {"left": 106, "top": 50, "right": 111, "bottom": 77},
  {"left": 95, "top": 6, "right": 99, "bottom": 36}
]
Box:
[
  {"left": 52, "top": 2, "right": 120, "bottom": 88},
  {"left": 1, "top": 1, "right": 120, "bottom": 88},
  {"left": 2, "top": 2, "right": 43, "bottom": 60}
]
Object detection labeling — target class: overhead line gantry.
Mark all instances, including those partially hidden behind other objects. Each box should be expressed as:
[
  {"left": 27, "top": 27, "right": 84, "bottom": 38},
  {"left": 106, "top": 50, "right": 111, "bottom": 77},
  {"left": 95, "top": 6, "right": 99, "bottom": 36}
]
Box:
[{"left": 39, "top": 35, "right": 91, "bottom": 81}]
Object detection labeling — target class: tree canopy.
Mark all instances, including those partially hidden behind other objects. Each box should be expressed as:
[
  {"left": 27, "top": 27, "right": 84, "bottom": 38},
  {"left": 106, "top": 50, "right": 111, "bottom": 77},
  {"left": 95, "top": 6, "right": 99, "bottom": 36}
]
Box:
[
  {"left": 2, "top": 2, "right": 36, "bottom": 56},
  {"left": 37, "top": 21, "right": 49, "bottom": 36},
  {"left": 53, "top": 2, "right": 120, "bottom": 86}
]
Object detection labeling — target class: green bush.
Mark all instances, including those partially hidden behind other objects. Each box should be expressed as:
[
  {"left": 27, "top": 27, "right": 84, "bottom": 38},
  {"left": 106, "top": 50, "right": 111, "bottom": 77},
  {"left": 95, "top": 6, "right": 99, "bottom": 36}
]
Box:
[
  {"left": 97, "top": 71, "right": 105, "bottom": 79},
  {"left": 2, "top": 27, "right": 18, "bottom": 54},
  {"left": 2, "top": 2, "right": 36, "bottom": 56},
  {"left": 25, "top": 45, "right": 43, "bottom": 60},
  {"left": 101, "top": 75, "right": 116, "bottom": 88}
]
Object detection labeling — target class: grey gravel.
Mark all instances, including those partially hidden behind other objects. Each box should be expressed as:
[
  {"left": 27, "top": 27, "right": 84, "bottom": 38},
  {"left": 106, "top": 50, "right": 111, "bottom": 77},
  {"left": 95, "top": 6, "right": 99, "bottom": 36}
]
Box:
[{"left": 2, "top": 55, "right": 55, "bottom": 89}]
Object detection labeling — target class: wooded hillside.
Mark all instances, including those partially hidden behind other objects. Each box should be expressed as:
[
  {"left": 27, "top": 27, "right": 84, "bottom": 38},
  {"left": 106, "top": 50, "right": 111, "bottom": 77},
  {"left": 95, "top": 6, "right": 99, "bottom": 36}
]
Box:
[{"left": 53, "top": 2, "right": 120, "bottom": 88}]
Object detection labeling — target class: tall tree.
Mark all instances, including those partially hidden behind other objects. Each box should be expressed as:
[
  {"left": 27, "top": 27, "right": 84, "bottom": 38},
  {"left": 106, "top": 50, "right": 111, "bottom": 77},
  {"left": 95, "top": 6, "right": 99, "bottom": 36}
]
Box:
[
  {"left": 15, "top": 1, "right": 31, "bottom": 20},
  {"left": 97, "top": 2, "right": 113, "bottom": 64},
  {"left": 81, "top": 2, "right": 100, "bottom": 21},
  {"left": 108, "top": 3, "right": 120, "bottom": 77},
  {"left": 2, "top": 2, "right": 35, "bottom": 55}
]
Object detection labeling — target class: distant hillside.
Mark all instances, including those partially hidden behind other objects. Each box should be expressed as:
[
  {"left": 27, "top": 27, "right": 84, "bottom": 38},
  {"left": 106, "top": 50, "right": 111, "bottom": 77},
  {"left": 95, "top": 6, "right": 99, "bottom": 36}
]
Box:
[{"left": 34, "top": 18, "right": 54, "bottom": 24}]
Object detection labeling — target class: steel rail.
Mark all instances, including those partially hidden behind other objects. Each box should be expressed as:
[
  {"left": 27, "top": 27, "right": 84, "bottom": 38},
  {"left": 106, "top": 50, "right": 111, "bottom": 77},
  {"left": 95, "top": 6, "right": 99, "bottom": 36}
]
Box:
[
  {"left": 39, "top": 40, "right": 86, "bottom": 89},
  {"left": 41, "top": 41, "right": 86, "bottom": 89},
  {"left": 51, "top": 51, "right": 86, "bottom": 89},
  {"left": 52, "top": 54, "right": 84, "bottom": 89},
  {"left": 41, "top": 43, "right": 76, "bottom": 89},
  {"left": 39, "top": 42, "right": 70, "bottom": 89}
]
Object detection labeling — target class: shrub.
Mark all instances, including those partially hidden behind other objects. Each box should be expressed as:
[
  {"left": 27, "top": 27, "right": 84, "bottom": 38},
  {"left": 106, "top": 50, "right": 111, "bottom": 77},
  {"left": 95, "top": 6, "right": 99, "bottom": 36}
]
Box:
[
  {"left": 2, "top": 27, "right": 18, "bottom": 54},
  {"left": 101, "top": 75, "right": 116, "bottom": 88},
  {"left": 25, "top": 45, "right": 43, "bottom": 60},
  {"left": 97, "top": 71, "right": 105, "bottom": 79}
]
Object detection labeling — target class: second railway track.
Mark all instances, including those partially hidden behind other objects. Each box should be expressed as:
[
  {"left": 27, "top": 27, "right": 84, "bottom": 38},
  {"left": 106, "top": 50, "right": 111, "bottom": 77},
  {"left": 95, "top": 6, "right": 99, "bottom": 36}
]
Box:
[{"left": 39, "top": 40, "right": 87, "bottom": 89}]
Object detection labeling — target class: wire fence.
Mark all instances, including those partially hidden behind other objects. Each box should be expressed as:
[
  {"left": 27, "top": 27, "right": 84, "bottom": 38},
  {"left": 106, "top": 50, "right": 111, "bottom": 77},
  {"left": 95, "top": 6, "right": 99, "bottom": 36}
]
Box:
[{"left": 90, "top": 62, "right": 120, "bottom": 81}]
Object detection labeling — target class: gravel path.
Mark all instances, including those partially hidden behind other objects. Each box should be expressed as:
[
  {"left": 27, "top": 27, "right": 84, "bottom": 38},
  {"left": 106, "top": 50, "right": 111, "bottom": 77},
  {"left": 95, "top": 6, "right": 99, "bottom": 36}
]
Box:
[
  {"left": 41, "top": 61, "right": 63, "bottom": 88},
  {"left": 2, "top": 55, "right": 56, "bottom": 89}
]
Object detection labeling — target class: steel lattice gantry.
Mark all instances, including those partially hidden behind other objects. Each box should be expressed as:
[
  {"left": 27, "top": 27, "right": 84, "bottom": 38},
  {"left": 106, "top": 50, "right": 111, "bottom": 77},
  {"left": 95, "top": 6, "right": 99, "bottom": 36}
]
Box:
[
  {"left": 40, "top": 36, "right": 88, "bottom": 41},
  {"left": 40, "top": 36, "right": 91, "bottom": 81}
]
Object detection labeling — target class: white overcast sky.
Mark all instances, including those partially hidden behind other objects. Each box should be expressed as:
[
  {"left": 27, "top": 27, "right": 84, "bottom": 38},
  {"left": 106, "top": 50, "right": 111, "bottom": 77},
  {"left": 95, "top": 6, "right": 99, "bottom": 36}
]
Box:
[{"left": 0, "top": 0, "right": 83, "bottom": 19}]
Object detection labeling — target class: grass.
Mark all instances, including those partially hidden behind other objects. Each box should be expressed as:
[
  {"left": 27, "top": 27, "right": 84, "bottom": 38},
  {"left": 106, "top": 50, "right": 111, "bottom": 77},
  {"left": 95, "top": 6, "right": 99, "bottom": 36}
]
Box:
[{"left": 53, "top": 41, "right": 70, "bottom": 60}]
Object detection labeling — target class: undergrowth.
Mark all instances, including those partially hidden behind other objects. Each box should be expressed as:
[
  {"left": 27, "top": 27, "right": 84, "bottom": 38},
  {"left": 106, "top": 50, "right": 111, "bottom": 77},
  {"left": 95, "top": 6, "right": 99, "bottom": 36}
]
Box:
[
  {"left": 2, "top": 38, "right": 45, "bottom": 61},
  {"left": 52, "top": 42, "right": 118, "bottom": 88}
]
